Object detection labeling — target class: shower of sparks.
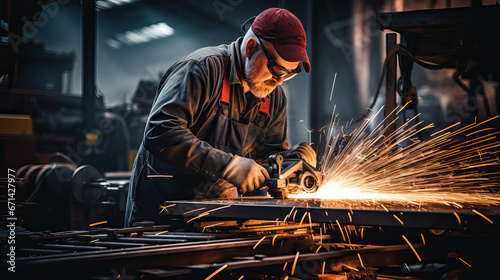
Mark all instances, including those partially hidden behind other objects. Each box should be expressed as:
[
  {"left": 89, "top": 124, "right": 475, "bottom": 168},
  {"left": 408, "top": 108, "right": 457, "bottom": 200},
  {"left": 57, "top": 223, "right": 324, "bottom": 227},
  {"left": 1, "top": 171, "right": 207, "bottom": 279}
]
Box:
[{"left": 291, "top": 105, "right": 500, "bottom": 207}]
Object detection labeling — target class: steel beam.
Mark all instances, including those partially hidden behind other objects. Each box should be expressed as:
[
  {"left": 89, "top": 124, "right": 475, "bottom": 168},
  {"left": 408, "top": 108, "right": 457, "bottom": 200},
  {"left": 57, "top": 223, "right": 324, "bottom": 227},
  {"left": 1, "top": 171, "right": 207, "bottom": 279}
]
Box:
[{"left": 163, "top": 198, "right": 500, "bottom": 233}]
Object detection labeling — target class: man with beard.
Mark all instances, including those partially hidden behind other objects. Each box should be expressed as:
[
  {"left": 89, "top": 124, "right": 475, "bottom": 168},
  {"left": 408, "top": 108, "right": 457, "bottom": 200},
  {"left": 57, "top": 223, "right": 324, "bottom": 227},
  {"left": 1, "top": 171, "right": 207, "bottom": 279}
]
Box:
[{"left": 125, "top": 8, "right": 317, "bottom": 226}]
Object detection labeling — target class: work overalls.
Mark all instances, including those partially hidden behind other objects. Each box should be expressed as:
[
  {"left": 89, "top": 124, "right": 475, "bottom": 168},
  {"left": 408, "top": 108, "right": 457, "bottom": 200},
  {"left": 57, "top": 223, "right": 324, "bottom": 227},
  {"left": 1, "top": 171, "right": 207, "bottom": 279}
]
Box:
[{"left": 125, "top": 57, "right": 271, "bottom": 226}]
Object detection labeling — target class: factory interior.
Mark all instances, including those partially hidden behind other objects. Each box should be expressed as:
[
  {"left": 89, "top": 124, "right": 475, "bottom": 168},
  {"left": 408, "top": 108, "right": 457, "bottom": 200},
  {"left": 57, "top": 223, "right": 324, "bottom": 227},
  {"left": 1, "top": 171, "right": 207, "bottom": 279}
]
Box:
[{"left": 1, "top": 0, "right": 500, "bottom": 279}]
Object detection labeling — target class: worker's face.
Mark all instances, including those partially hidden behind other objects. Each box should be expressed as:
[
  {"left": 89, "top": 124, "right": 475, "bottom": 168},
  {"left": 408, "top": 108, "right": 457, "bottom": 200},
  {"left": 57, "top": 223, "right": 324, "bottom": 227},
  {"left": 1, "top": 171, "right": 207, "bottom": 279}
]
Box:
[{"left": 244, "top": 39, "right": 300, "bottom": 98}]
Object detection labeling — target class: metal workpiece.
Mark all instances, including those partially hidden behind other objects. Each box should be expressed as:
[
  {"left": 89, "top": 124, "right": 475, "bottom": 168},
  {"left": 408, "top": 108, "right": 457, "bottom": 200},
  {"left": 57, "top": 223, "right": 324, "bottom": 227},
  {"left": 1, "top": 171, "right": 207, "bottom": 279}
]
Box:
[{"left": 163, "top": 198, "right": 500, "bottom": 233}]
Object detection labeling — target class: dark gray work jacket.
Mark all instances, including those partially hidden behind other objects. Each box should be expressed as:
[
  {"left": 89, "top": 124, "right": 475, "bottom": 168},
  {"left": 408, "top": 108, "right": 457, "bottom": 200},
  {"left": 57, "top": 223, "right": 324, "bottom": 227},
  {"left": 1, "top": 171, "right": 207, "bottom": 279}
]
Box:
[{"left": 125, "top": 37, "right": 289, "bottom": 226}]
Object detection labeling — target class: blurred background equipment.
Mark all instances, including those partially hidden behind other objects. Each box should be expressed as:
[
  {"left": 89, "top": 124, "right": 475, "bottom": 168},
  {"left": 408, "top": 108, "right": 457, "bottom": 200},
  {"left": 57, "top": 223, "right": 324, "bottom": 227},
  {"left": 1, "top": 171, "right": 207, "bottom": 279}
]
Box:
[{"left": 1, "top": 0, "right": 500, "bottom": 279}]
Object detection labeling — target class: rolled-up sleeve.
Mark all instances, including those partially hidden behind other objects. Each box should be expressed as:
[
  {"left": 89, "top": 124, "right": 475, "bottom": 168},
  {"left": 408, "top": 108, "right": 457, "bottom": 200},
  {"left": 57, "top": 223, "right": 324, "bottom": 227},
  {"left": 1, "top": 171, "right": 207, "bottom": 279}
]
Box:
[{"left": 143, "top": 60, "right": 233, "bottom": 182}]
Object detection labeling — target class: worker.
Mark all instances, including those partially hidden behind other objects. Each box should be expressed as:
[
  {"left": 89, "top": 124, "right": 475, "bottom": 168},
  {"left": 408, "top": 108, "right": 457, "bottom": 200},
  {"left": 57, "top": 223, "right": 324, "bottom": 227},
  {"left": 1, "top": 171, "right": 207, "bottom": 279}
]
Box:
[{"left": 125, "top": 8, "right": 317, "bottom": 226}]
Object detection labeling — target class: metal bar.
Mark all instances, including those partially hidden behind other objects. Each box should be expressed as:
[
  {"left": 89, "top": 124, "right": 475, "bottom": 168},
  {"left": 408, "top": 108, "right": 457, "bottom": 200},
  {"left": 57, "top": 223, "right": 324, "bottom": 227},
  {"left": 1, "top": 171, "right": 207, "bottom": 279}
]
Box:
[
  {"left": 162, "top": 199, "right": 500, "bottom": 233},
  {"left": 37, "top": 243, "right": 108, "bottom": 251},
  {"left": 143, "top": 233, "right": 216, "bottom": 241},
  {"left": 117, "top": 237, "right": 188, "bottom": 244},
  {"left": 16, "top": 238, "right": 265, "bottom": 264},
  {"left": 385, "top": 33, "right": 397, "bottom": 139},
  {"left": 92, "top": 241, "right": 148, "bottom": 248},
  {"left": 18, "top": 248, "right": 68, "bottom": 255}
]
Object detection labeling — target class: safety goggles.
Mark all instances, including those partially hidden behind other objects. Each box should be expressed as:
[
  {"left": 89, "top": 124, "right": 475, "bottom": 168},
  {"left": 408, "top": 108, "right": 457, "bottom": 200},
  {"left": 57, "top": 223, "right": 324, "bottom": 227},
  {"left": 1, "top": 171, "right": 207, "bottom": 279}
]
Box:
[{"left": 255, "top": 35, "right": 302, "bottom": 81}]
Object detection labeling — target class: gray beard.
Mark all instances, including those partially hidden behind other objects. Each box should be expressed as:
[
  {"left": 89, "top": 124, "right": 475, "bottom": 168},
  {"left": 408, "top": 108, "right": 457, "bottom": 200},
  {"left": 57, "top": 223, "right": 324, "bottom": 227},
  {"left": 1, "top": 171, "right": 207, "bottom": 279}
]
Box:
[{"left": 244, "top": 60, "right": 277, "bottom": 98}]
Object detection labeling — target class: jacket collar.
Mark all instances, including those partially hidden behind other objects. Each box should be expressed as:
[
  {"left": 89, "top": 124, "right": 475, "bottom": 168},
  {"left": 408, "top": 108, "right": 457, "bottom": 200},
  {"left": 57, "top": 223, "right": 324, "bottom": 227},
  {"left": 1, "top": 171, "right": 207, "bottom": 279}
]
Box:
[{"left": 228, "top": 37, "right": 245, "bottom": 86}]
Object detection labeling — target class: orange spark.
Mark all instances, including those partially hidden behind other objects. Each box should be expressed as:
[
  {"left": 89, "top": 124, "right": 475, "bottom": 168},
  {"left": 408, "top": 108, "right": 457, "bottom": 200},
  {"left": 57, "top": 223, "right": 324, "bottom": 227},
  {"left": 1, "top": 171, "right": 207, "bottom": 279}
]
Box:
[
  {"left": 184, "top": 207, "right": 206, "bottom": 214},
  {"left": 272, "top": 234, "right": 279, "bottom": 247},
  {"left": 89, "top": 221, "right": 107, "bottom": 227},
  {"left": 204, "top": 264, "right": 227, "bottom": 280},
  {"left": 402, "top": 235, "right": 421, "bottom": 262},
  {"left": 336, "top": 220, "right": 346, "bottom": 241},
  {"left": 393, "top": 214, "right": 404, "bottom": 225},
  {"left": 453, "top": 212, "right": 462, "bottom": 225},
  {"left": 300, "top": 211, "right": 307, "bottom": 225},
  {"left": 459, "top": 257, "right": 472, "bottom": 267},
  {"left": 291, "top": 252, "right": 300, "bottom": 275},
  {"left": 253, "top": 236, "right": 266, "bottom": 249},
  {"left": 357, "top": 253, "right": 365, "bottom": 269},
  {"left": 158, "top": 204, "right": 176, "bottom": 215},
  {"left": 472, "top": 209, "right": 493, "bottom": 224},
  {"left": 316, "top": 245, "right": 322, "bottom": 253}
]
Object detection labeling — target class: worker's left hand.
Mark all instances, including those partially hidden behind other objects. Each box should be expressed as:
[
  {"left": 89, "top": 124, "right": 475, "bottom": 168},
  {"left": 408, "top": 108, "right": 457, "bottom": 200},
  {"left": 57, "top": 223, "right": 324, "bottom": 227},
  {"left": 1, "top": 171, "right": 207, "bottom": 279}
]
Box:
[{"left": 283, "top": 142, "right": 317, "bottom": 167}]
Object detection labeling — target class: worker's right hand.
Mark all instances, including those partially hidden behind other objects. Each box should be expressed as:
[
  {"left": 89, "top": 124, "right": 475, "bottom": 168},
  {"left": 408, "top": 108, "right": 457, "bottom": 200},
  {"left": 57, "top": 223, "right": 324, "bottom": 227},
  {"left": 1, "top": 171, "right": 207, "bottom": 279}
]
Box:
[{"left": 221, "top": 155, "right": 270, "bottom": 194}]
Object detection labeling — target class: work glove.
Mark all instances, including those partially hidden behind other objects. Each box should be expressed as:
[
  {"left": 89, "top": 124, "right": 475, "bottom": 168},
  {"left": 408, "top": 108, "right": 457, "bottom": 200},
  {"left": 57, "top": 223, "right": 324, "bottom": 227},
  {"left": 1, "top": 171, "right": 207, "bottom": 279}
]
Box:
[
  {"left": 201, "top": 179, "right": 239, "bottom": 199},
  {"left": 221, "top": 155, "right": 270, "bottom": 194},
  {"left": 283, "top": 142, "right": 317, "bottom": 167}
]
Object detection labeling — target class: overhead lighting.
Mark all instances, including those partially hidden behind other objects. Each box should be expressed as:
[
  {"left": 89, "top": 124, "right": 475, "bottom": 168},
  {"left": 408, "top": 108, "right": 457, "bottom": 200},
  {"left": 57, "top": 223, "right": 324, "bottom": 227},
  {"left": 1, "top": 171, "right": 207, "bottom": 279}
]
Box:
[
  {"left": 106, "top": 22, "right": 174, "bottom": 49},
  {"left": 96, "top": 0, "right": 139, "bottom": 11}
]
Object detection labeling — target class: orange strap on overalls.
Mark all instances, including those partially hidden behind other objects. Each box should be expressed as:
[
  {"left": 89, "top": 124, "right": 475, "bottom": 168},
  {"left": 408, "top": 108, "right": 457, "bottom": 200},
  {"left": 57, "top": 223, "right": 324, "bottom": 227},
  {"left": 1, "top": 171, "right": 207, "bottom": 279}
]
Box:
[{"left": 221, "top": 57, "right": 270, "bottom": 115}]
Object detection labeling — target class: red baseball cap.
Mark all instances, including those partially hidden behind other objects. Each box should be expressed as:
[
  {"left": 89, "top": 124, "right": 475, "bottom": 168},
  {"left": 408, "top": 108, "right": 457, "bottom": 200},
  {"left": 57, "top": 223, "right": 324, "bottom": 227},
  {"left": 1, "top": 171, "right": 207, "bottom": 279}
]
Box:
[{"left": 242, "top": 8, "right": 311, "bottom": 73}]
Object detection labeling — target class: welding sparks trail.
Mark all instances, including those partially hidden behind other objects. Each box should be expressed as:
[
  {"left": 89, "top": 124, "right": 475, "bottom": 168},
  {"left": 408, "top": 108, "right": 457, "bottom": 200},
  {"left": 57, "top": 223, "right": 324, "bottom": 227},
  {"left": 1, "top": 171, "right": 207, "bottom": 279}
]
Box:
[
  {"left": 291, "top": 106, "right": 500, "bottom": 207},
  {"left": 402, "top": 235, "right": 421, "bottom": 262},
  {"left": 89, "top": 221, "right": 107, "bottom": 227},
  {"left": 204, "top": 264, "right": 227, "bottom": 280}
]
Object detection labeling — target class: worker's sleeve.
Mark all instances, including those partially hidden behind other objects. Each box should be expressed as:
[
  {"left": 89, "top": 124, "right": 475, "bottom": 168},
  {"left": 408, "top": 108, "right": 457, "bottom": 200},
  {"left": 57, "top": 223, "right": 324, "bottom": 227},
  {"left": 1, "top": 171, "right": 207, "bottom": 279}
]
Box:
[
  {"left": 143, "top": 60, "right": 233, "bottom": 182},
  {"left": 252, "top": 92, "right": 290, "bottom": 164}
]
